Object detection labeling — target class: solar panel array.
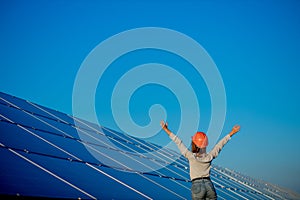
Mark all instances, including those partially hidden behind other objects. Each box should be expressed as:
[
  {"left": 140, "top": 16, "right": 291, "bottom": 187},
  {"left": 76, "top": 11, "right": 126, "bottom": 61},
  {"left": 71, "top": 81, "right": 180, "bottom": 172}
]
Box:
[{"left": 0, "top": 91, "right": 289, "bottom": 199}]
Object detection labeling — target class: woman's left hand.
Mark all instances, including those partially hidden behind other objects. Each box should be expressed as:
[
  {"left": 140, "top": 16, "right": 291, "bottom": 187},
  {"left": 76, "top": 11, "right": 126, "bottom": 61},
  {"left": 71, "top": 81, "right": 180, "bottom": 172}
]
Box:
[{"left": 160, "top": 120, "right": 171, "bottom": 136}]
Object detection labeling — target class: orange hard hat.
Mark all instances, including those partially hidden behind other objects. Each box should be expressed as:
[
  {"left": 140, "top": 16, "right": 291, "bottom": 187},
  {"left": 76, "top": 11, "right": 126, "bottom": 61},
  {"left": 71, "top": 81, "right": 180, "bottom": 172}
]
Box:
[{"left": 192, "top": 132, "right": 208, "bottom": 148}]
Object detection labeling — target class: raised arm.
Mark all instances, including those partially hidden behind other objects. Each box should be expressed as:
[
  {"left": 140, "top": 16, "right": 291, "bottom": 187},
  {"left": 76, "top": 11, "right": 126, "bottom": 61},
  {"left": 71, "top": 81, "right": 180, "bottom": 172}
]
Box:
[
  {"left": 160, "top": 120, "right": 193, "bottom": 159},
  {"left": 210, "top": 125, "right": 241, "bottom": 158}
]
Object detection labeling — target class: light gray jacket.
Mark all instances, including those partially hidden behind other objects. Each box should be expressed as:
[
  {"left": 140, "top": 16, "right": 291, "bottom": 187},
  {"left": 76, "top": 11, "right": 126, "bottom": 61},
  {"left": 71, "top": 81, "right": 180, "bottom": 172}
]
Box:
[{"left": 169, "top": 132, "right": 231, "bottom": 180}]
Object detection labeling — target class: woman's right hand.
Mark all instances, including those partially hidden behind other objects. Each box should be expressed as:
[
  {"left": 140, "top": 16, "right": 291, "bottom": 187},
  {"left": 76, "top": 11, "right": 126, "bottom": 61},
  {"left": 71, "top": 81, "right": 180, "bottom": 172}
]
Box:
[{"left": 230, "top": 125, "right": 240, "bottom": 136}]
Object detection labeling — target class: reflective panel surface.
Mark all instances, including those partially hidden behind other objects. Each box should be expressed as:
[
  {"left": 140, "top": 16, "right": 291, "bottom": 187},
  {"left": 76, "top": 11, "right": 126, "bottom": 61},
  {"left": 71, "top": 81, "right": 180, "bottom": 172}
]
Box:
[{"left": 0, "top": 92, "right": 287, "bottom": 199}]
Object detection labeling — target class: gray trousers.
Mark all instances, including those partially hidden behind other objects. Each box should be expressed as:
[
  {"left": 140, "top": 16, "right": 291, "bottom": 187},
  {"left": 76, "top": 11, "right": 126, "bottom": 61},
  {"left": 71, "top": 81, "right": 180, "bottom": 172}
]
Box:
[{"left": 191, "top": 179, "right": 217, "bottom": 200}]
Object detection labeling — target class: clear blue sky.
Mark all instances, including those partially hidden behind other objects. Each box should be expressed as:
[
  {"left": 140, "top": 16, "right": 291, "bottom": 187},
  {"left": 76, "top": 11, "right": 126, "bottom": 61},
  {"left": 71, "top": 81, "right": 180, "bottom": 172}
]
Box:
[{"left": 1, "top": 0, "right": 300, "bottom": 194}]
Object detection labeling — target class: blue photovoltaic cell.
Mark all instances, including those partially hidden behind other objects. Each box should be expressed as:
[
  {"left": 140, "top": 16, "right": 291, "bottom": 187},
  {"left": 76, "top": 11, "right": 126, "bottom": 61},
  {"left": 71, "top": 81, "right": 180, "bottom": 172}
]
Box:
[{"left": 0, "top": 92, "right": 288, "bottom": 199}]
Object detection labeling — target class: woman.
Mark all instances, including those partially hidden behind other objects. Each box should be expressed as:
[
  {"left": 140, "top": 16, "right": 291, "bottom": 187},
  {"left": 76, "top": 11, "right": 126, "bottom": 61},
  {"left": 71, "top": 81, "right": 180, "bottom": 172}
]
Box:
[{"left": 160, "top": 120, "right": 240, "bottom": 200}]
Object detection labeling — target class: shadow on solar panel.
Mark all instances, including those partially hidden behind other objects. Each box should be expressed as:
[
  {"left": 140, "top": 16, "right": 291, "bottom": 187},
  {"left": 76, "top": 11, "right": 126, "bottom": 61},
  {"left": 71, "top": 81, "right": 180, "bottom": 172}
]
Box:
[{"left": 0, "top": 92, "right": 297, "bottom": 200}]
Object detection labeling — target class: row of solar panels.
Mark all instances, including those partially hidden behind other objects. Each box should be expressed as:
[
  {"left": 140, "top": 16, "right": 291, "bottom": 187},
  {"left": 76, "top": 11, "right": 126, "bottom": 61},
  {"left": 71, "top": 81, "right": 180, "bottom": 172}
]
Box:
[{"left": 0, "top": 92, "right": 287, "bottom": 199}]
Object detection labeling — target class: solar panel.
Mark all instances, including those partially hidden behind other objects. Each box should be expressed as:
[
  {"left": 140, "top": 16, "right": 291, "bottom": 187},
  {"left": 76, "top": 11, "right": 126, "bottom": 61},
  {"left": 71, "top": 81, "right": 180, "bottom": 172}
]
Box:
[{"left": 0, "top": 91, "right": 289, "bottom": 199}]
